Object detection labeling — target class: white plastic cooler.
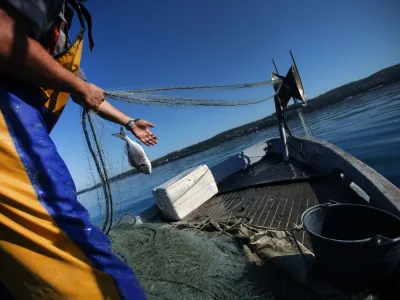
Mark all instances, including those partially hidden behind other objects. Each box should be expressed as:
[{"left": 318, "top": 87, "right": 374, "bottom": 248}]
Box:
[{"left": 152, "top": 164, "right": 218, "bottom": 221}]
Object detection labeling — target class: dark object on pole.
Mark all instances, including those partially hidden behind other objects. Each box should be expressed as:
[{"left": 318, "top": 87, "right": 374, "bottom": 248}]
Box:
[
  {"left": 301, "top": 203, "right": 400, "bottom": 291},
  {"left": 272, "top": 65, "right": 306, "bottom": 108}
]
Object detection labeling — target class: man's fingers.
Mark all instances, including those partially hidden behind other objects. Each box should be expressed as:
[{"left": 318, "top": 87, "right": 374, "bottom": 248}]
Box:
[
  {"left": 142, "top": 136, "right": 154, "bottom": 146},
  {"left": 146, "top": 130, "right": 158, "bottom": 140},
  {"left": 145, "top": 135, "right": 157, "bottom": 145},
  {"left": 146, "top": 136, "right": 157, "bottom": 145},
  {"left": 136, "top": 130, "right": 157, "bottom": 146}
]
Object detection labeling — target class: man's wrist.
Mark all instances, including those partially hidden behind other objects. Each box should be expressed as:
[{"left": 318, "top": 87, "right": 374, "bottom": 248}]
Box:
[
  {"left": 124, "top": 118, "right": 136, "bottom": 129},
  {"left": 73, "top": 79, "right": 89, "bottom": 98}
]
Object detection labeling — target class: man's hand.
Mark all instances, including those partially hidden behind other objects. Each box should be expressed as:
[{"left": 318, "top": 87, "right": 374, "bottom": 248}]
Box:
[
  {"left": 93, "top": 100, "right": 158, "bottom": 147},
  {"left": 79, "top": 83, "right": 105, "bottom": 111},
  {"left": 130, "top": 120, "right": 157, "bottom": 146}
]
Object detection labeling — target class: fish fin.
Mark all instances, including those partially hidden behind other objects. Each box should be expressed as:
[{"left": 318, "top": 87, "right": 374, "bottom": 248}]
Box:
[{"left": 112, "top": 133, "right": 124, "bottom": 139}]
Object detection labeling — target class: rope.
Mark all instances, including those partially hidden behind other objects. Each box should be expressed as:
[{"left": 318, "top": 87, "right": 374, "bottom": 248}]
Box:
[
  {"left": 104, "top": 79, "right": 279, "bottom": 107},
  {"left": 86, "top": 155, "right": 102, "bottom": 221},
  {"left": 87, "top": 111, "right": 114, "bottom": 234},
  {"left": 291, "top": 225, "right": 311, "bottom": 262},
  {"left": 106, "top": 79, "right": 276, "bottom": 93},
  {"left": 82, "top": 109, "right": 113, "bottom": 235},
  {"left": 104, "top": 92, "right": 276, "bottom": 107}
]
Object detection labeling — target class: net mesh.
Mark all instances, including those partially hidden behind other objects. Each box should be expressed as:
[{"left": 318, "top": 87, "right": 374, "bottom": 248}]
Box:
[
  {"left": 110, "top": 221, "right": 274, "bottom": 300},
  {"left": 104, "top": 92, "right": 275, "bottom": 107},
  {"left": 115, "top": 80, "right": 274, "bottom": 93},
  {"left": 104, "top": 79, "right": 278, "bottom": 107}
]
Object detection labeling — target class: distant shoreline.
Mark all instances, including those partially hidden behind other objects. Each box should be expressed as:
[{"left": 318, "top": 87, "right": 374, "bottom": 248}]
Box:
[{"left": 77, "top": 63, "right": 400, "bottom": 195}]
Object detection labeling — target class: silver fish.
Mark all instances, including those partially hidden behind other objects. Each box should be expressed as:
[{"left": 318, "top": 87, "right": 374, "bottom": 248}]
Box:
[{"left": 112, "top": 127, "right": 152, "bottom": 174}]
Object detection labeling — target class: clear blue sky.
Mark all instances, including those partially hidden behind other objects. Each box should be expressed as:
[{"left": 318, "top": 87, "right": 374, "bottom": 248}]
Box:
[{"left": 50, "top": 0, "right": 400, "bottom": 190}]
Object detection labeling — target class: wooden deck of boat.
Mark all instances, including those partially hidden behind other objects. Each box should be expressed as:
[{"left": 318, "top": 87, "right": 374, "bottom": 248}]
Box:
[{"left": 182, "top": 172, "right": 365, "bottom": 248}]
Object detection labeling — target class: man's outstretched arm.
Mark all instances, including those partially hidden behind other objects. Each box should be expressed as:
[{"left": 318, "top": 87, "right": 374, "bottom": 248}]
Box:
[{"left": 0, "top": 3, "right": 157, "bottom": 146}]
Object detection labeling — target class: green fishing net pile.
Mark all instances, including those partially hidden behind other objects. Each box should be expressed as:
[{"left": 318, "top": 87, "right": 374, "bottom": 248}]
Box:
[{"left": 109, "top": 221, "right": 273, "bottom": 300}]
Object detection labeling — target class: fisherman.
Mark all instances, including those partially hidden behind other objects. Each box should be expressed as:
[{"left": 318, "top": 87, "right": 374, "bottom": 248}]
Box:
[{"left": 0, "top": 1, "right": 156, "bottom": 299}]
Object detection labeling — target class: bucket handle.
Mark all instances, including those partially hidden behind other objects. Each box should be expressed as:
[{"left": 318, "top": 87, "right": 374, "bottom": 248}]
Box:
[
  {"left": 323, "top": 199, "right": 339, "bottom": 206},
  {"left": 290, "top": 200, "right": 339, "bottom": 262},
  {"left": 366, "top": 235, "right": 396, "bottom": 246},
  {"left": 291, "top": 224, "right": 313, "bottom": 262}
]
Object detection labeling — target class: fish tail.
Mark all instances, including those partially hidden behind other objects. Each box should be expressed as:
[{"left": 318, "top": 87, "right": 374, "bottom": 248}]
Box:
[
  {"left": 111, "top": 127, "right": 127, "bottom": 139},
  {"left": 120, "top": 127, "right": 127, "bottom": 137}
]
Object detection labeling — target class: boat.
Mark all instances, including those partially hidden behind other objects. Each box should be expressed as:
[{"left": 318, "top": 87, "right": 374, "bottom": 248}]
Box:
[{"left": 124, "top": 51, "right": 400, "bottom": 299}]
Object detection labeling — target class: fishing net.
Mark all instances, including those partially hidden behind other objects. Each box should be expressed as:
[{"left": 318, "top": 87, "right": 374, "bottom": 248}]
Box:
[
  {"left": 109, "top": 216, "right": 362, "bottom": 300},
  {"left": 109, "top": 220, "right": 275, "bottom": 300},
  {"left": 113, "top": 80, "right": 274, "bottom": 93},
  {"left": 82, "top": 109, "right": 114, "bottom": 234},
  {"left": 81, "top": 109, "right": 126, "bottom": 234},
  {"left": 105, "top": 92, "right": 275, "bottom": 107},
  {"left": 104, "top": 79, "right": 278, "bottom": 107}
]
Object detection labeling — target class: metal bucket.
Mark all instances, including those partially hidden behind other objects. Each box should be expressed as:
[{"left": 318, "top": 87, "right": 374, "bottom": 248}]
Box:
[{"left": 301, "top": 203, "right": 400, "bottom": 291}]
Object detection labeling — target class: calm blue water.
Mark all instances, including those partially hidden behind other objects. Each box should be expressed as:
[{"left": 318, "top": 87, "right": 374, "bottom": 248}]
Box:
[{"left": 79, "top": 83, "right": 400, "bottom": 224}]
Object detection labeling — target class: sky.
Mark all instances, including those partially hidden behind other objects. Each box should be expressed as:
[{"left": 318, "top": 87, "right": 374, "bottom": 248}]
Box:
[{"left": 50, "top": 0, "right": 400, "bottom": 191}]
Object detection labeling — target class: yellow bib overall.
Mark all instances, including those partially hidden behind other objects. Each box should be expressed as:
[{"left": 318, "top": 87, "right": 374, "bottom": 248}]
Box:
[{"left": 0, "top": 26, "right": 146, "bottom": 300}]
